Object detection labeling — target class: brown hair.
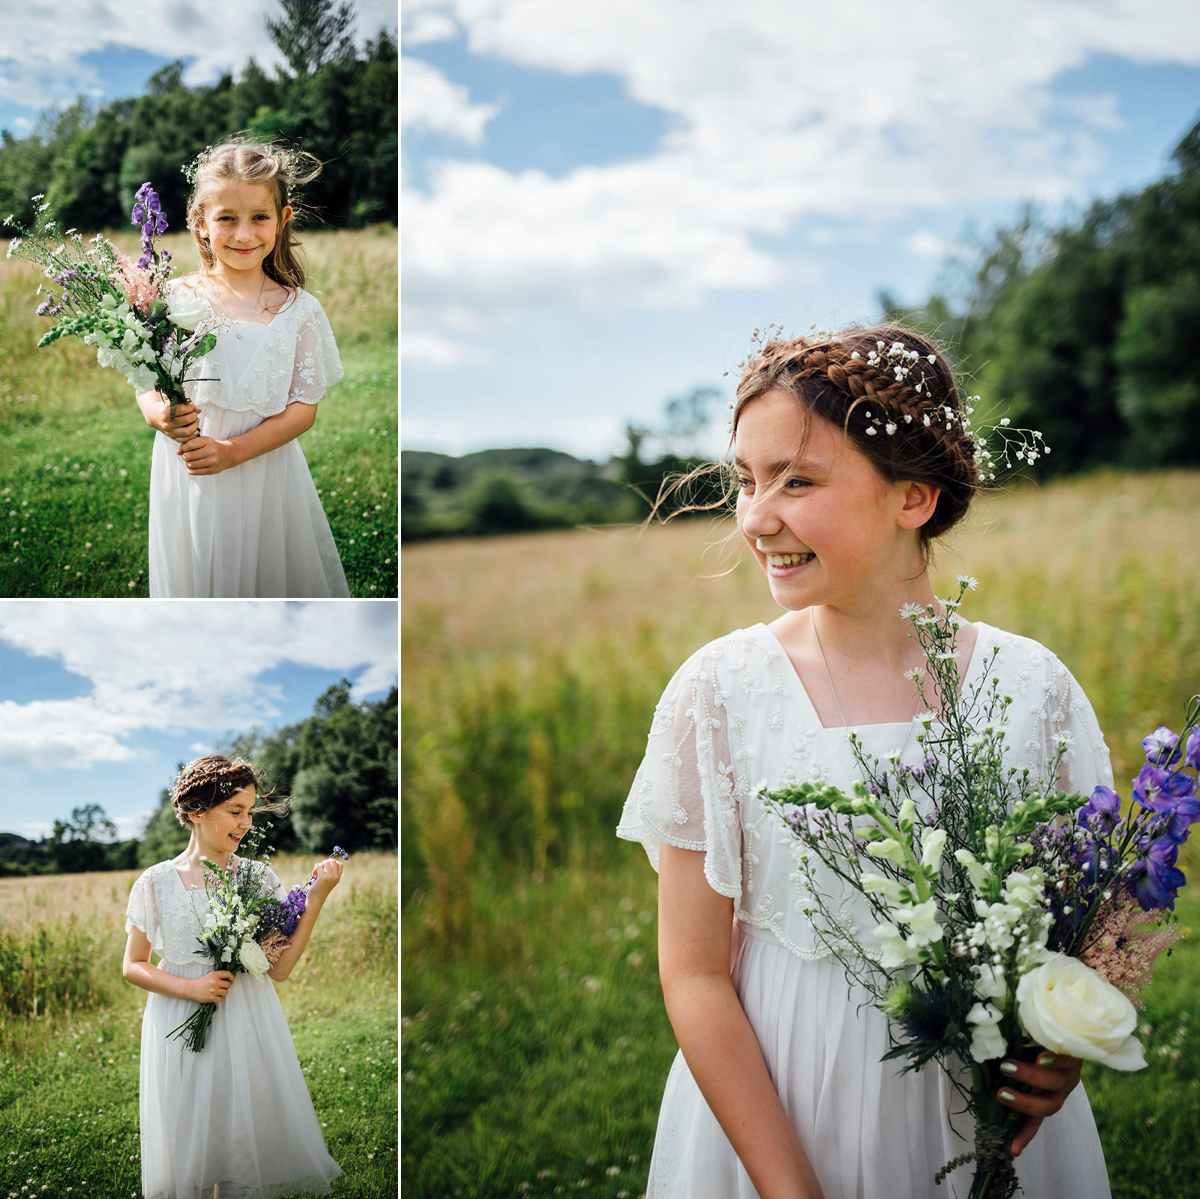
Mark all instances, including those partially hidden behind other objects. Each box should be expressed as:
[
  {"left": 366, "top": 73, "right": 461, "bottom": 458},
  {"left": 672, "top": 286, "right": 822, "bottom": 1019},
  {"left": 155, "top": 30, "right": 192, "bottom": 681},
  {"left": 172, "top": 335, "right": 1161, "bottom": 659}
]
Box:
[
  {"left": 171, "top": 754, "right": 287, "bottom": 830},
  {"left": 730, "top": 324, "right": 980, "bottom": 547},
  {"left": 185, "top": 134, "right": 322, "bottom": 297}
]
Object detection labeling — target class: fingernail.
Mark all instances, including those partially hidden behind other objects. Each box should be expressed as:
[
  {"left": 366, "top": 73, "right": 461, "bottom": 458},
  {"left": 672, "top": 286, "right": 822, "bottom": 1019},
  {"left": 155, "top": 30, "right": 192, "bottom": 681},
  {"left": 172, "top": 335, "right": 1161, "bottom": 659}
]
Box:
[
  {"left": 999, "top": 1061, "right": 1018, "bottom": 1076},
  {"left": 1037, "top": 1054, "right": 1055, "bottom": 1068},
  {"left": 998, "top": 1089, "right": 1015, "bottom": 1104}
]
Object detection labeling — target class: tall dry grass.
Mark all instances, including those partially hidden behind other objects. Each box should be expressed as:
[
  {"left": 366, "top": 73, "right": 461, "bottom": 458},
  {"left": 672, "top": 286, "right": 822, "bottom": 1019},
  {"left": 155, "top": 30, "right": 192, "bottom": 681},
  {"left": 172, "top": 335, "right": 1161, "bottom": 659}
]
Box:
[{"left": 402, "top": 470, "right": 1200, "bottom": 951}]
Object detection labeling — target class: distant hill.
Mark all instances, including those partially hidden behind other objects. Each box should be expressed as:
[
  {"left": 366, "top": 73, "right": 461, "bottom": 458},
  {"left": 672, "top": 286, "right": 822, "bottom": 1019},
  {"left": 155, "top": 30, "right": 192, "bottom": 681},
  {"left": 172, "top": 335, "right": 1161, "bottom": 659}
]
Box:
[{"left": 402, "top": 447, "right": 635, "bottom": 540}]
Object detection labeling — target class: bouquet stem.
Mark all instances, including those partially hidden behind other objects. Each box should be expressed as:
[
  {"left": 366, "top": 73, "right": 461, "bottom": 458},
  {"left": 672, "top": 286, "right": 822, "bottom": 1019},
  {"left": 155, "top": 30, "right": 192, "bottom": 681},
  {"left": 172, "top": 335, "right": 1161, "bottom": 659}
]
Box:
[
  {"left": 166, "top": 1000, "right": 217, "bottom": 1052},
  {"left": 936, "top": 1064, "right": 1023, "bottom": 1198}
]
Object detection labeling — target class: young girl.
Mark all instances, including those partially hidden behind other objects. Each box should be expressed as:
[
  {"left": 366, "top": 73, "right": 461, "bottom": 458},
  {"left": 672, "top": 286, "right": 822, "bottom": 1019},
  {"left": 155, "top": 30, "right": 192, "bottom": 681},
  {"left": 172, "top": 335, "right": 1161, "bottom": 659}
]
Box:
[
  {"left": 123, "top": 755, "right": 345, "bottom": 1199},
  {"left": 617, "top": 326, "right": 1114, "bottom": 1199},
  {"left": 138, "top": 138, "right": 350, "bottom": 598}
]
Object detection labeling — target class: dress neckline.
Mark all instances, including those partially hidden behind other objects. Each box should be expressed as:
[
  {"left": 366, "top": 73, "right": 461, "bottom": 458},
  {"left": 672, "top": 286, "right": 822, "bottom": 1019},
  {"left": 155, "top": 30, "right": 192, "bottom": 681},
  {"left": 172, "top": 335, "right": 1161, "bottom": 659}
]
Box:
[
  {"left": 193, "top": 278, "right": 292, "bottom": 328},
  {"left": 169, "top": 854, "right": 240, "bottom": 892},
  {"left": 754, "top": 619, "right": 994, "bottom": 732}
]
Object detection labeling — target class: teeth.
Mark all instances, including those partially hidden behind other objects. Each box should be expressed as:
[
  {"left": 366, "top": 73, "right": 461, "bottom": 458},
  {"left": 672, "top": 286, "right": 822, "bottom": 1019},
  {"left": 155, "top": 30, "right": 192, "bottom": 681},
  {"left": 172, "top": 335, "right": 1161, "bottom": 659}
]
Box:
[{"left": 766, "top": 552, "right": 813, "bottom": 567}]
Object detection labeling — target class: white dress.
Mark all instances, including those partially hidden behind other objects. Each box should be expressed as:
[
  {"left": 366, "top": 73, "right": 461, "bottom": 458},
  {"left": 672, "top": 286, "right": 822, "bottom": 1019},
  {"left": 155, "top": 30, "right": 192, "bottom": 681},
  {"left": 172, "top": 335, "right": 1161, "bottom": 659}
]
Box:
[
  {"left": 125, "top": 860, "right": 344, "bottom": 1199},
  {"left": 617, "top": 621, "right": 1115, "bottom": 1199},
  {"left": 148, "top": 279, "right": 350, "bottom": 598}
]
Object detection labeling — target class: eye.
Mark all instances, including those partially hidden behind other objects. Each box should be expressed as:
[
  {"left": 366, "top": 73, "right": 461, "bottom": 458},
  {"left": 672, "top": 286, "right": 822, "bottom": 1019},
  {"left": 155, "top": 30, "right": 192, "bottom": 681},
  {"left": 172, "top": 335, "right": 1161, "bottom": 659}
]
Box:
[
  {"left": 785, "top": 477, "right": 811, "bottom": 490},
  {"left": 734, "top": 474, "right": 753, "bottom": 492}
]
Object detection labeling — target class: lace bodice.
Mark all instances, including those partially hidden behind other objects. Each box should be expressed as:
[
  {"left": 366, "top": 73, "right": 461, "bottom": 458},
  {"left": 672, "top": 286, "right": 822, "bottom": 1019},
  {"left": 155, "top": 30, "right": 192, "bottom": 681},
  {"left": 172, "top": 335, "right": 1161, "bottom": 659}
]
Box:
[
  {"left": 166, "top": 278, "right": 343, "bottom": 418},
  {"left": 125, "top": 859, "right": 287, "bottom": 967},
  {"left": 617, "top": 621, "right": 1114, "bottom": 962}
]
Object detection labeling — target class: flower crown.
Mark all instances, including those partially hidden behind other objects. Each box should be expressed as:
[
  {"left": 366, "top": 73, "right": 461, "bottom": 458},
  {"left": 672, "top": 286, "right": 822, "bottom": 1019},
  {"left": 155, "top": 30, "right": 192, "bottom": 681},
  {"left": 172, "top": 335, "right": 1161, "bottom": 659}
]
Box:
[
  {"left": 181, "top": 138, "right": 319, "bottom": 190},
  {"left": 729, "top": 325, "right": 1048, "bottom": 483}
]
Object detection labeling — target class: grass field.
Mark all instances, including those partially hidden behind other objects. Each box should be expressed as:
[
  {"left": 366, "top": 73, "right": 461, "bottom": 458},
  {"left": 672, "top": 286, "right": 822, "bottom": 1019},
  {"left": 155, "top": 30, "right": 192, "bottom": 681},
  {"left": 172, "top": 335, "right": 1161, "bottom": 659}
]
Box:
[
  {"left": 0, "top": 852, "right": 398, "bottom": 1198},
  {"left": 0, "top": 226, "right": 397, "bottom": 598},
  {"left": 402, "top": 470, "right": 1200, "bottom": 1199}
]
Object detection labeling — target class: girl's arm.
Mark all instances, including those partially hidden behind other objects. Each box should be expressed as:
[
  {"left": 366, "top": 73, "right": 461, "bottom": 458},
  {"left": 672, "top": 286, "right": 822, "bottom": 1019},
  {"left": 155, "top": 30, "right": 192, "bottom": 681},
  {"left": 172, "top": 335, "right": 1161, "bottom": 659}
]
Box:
[
  {"left": 658, "top": 844, "right": 826, "bottom": 1199},
  {"left": 122, "top": 925, "right": 234, "bottom": 1003},
  {"left": 136, "top": 390, "right": 201, "bottom": 442},
  {"left": 268, "top": 858, "right": 344, "bottom": 983},
  {"left": 178, "top": 400, "right": 317, "bottom": 476}
]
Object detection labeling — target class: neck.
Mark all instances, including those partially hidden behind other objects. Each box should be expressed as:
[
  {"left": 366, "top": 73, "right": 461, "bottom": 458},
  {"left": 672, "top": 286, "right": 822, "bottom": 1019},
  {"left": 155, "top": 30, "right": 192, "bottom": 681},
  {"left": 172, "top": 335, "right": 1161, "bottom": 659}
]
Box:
[
  {"left": 181, "top": 831, "right": 232, "bottom": 871},
  {"left": 785, "top": 563, "right": 938, "bottom": 670},
  {"left": 206, "top": 263, "right": 268, "bottom": 296}
]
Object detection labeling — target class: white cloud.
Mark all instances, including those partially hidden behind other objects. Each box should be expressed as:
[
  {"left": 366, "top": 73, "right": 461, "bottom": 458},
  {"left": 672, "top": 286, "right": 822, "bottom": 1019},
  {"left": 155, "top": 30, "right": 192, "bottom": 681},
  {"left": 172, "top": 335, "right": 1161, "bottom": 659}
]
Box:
[
  {"left": 402, "top": 56, "right": 499, "bottom": 142},
  {"left": 402, "top": 0, "right": 1200, "bottom": 361},
  {"left": 0, "top": 1, "right": 398, "bottom": 114},
  {"left": 0, "top": 601, "right": 397, "bottom": 770},
  {"left": 907, "top": 231, "right": 950, "bottom": 260}
]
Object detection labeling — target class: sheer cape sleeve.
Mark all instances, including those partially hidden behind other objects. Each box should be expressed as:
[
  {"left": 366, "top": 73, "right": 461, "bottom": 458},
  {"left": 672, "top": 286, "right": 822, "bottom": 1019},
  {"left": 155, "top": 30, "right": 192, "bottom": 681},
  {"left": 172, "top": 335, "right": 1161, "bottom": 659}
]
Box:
[
  {"left": 286, "top": 298, "right": 343, "bottom": 405},
  {"left": 125, "top": 866, "right": 166, "bottom": 958},
  {"left": 617, "top": 641, "right": 743, "bottom": 898}
]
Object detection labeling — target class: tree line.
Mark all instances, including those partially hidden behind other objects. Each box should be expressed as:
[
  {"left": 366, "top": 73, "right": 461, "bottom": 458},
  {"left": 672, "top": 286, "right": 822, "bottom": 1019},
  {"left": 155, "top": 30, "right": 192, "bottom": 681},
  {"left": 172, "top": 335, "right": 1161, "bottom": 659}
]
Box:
[
  {"left": 0, "top": 0, "right": 397, "bottom": 233},
  {"left": 0, "top": 680, "right": 398, "bottom": 877},
  {"left": 885, "top": 111, "right": 1200, "bottom": 474}
]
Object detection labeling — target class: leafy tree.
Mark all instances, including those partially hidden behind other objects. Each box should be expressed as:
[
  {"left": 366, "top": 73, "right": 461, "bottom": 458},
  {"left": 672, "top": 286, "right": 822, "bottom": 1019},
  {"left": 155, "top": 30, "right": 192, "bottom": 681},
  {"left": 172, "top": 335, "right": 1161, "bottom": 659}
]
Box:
[
  {"left": 47, "top": 803, "right": 118, "bottom": 874},
  {"left": 266, "top": 0, "right": 356, "bottom": 78},
  {"left": 138, "top": 777, "right": 191, "bottom": 868},
  {"left": 225, "top": 681, "right": 397, "bottom": 855}
]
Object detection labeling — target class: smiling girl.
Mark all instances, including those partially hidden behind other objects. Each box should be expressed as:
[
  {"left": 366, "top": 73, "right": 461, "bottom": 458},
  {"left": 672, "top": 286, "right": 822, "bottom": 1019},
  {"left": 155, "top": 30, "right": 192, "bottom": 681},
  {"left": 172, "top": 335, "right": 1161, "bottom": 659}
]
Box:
[
  {"left": 138, "top": 137, "right": 349, "bottom": 598},
  {"left": 123, "top": 755, "right": 344, "bottom": 1199},
  {"left": 617, "top": 326, "right": 1114, "bottom": 1198}
]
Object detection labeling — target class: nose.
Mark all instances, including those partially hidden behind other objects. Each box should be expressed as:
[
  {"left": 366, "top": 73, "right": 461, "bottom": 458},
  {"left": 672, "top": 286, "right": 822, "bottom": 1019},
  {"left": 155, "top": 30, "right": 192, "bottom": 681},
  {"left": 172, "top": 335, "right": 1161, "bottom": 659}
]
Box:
[{"left": 737, "top": 485, "right": 783, "bottom": 540}]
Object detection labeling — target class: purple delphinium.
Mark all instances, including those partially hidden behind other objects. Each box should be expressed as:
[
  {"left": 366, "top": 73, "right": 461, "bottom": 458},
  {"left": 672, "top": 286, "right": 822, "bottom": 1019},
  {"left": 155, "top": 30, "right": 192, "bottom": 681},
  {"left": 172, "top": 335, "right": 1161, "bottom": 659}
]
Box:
[
  {"left": 1078, "top": 785, "right": 1121, "bottom": 835},
  {"left": 1142, "top": 726, "right": 1182, "bottom": 767},
  {"left": 131, "top": 182, "right": 169, "bottom": 269},
  {"left": 1129, "top": 836, "right": 1188, "bottom": 910}
]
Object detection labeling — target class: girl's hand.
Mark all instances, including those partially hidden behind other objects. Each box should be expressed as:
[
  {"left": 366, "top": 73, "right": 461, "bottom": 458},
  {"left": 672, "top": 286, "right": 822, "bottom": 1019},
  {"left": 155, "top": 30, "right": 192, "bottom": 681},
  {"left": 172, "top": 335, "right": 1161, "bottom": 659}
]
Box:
[
  {"left": 189, "top": 970, "right": 236, "bottom": 1004},
  {"left": 179, "top": 434, "right": 239, "bottom": 475},
  {"left": 999, "top": 1050, "right": 1084, "bottom": 1156},
  {"left": 308, "top": 857, "right": 344, "bottom": 903},
  {"left": 139, "top": 392, "right": 200, "bottom": 442}
]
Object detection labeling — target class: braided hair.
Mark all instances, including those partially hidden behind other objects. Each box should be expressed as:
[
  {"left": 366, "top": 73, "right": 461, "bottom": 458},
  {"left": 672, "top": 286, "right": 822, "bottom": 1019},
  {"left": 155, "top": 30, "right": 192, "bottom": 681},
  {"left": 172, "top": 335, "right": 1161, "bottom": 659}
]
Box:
[
  {"left": 171, "top": 755, "right": 263, "bottom": 829},
  {"left": 733, "top": 324, "right": 979, "bottom": 546}
]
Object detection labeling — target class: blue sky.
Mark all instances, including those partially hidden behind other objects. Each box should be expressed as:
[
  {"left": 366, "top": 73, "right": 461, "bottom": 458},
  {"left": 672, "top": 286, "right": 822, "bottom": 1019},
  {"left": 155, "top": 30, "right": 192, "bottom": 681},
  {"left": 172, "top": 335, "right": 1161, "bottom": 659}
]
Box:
[
  {"left": 0, "top": 0, "right": 398, "bottom": 136},
  {"left": 401, "top": 0, "right": 1200, "bottom": 459},
  {"left": 0, "top": 601, "right": 397, "bottom": 842}
]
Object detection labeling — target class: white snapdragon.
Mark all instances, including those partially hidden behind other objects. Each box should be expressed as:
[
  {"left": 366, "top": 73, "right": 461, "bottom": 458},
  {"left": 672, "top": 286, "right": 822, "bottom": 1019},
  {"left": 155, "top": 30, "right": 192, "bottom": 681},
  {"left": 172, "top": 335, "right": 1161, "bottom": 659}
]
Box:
[
  {"left": 954, "top": 848, "right": 991, "bottom": 892},
  {"left": 973, "top": 962, "right": 1008, "bottom": 1004},
  {"left": 966, "top": 1001, "right": 1007, "bottom": 1062},
  {"left": 871, "top": 921, "right": 921, "bottom": 969},
  {"left": 859, "top": 872, "right": 905, "bottom": 905},
  {"left": 920, "top": 827, "right": 947, "bottom": 873},
  {"left": 866, "top": 837, "right": 908, "bottom": 866},
  {"left": 894, "top": 899, "right": 943, "bottom": 948}
]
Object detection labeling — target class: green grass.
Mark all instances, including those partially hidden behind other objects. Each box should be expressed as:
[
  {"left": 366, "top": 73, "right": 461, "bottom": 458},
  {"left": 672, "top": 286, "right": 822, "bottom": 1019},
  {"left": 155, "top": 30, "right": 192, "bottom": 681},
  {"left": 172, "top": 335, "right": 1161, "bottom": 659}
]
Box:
[
  {"left": 0, "top": 227, "right": 397, "bottom": 597},
  {"left": 0, "top": 854, "right": 399, "bottom": 1198}
]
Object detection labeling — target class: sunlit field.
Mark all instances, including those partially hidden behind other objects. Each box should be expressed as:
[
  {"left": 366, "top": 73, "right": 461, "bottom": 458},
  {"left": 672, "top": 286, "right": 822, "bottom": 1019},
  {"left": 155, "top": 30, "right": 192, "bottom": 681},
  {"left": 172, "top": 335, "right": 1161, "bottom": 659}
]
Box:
[
  {"left": 0, "top": 226, "right": 397, "bottom": 597},
  {"left": 403, "top": 471, "right": 1200, "bottom": 1199},
  {"left": 0, "top": 852, "right": 398, "bottom": 1198}
]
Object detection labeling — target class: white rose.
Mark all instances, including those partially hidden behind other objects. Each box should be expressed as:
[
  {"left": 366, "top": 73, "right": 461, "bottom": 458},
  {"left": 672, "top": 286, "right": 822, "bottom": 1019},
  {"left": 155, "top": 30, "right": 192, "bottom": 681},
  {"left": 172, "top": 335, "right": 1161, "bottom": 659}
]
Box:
[
  {"left": 1016, "top": 953, "right": 1146, "bottom": 1071},
  {"left": 166, "top": 289, "right": 207, "bottom": 331},
  {"left": 237, "top": 939, "right": 271, "bottom": 978}
]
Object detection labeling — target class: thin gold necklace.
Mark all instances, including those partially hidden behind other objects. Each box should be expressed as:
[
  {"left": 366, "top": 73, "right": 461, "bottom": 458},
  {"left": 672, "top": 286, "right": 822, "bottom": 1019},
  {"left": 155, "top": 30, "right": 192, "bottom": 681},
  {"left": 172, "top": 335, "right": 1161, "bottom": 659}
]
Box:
[{"left": 810, "top": 608, "right": 922, "bottom": 749}]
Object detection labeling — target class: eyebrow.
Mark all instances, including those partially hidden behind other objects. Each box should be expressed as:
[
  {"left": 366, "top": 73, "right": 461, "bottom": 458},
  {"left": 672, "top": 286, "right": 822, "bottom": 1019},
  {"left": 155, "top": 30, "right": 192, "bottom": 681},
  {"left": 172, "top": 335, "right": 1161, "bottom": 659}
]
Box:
[{"left": 731, "top": 456, "right": 821, "bottom": 475}]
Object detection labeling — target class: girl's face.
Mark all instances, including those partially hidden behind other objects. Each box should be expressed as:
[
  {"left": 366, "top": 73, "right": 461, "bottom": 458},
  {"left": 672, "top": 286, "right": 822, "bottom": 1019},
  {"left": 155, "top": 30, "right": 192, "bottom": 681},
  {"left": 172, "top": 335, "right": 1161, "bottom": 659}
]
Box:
[
  {"left": 190, "top": 786, "right": 257, "bottom": 854},
  {"left": 194, "top": 182, "right": 292, "bottom": 278},
  {"left": 734, "top": 389, "right": 930, "bottom": 612}
]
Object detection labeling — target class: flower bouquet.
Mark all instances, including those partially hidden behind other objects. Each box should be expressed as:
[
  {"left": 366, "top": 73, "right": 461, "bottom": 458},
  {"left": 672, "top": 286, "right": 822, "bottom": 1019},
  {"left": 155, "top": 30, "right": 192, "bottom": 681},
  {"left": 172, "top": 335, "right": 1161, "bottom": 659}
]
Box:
[
  {"left": 168, "top": 825, "right": 350, "bottom": 1052},
  {"left": 4, "top": 183, "right": 216, "bottom": 424},
  {"left": 761, "top": 580, "right": 1195, "bottom": 1199}
]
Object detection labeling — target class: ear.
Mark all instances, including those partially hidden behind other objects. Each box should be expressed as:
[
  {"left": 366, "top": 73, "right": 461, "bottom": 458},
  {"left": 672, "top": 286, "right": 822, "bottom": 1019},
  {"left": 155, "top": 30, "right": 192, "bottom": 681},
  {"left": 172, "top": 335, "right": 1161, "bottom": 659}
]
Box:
[
  {"left": 895, "top": 480, "right": 940, "bottom": 530},
  {"left": 280, "top": 204, "right": 293, "bottom": 230}
]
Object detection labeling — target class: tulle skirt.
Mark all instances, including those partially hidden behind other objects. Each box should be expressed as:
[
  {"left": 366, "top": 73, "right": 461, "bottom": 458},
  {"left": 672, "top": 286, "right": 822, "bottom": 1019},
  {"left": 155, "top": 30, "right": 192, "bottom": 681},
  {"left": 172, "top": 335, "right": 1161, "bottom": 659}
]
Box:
[
  {"left": 645, "top": 927, "right": 1111, "bottom": 1199},
  {"left": 138, "top": 957, "right": 343, "bottom": 1199},
  {"left": 148, "top": 405, "right": 349, "bottom": 598}
]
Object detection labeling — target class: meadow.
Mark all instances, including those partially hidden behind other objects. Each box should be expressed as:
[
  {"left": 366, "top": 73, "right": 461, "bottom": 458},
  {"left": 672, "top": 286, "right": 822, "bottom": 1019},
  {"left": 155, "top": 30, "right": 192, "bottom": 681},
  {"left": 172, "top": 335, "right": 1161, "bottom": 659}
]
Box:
[
  {"left": 0, "top": 852, "right": 399, "bottom": 1198},
  {"left": 0, "top": 226, "right": 397, "bottom": 598},
  {"left": 402, "top": 470, "right": 1200, "bottom": 1199}
]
